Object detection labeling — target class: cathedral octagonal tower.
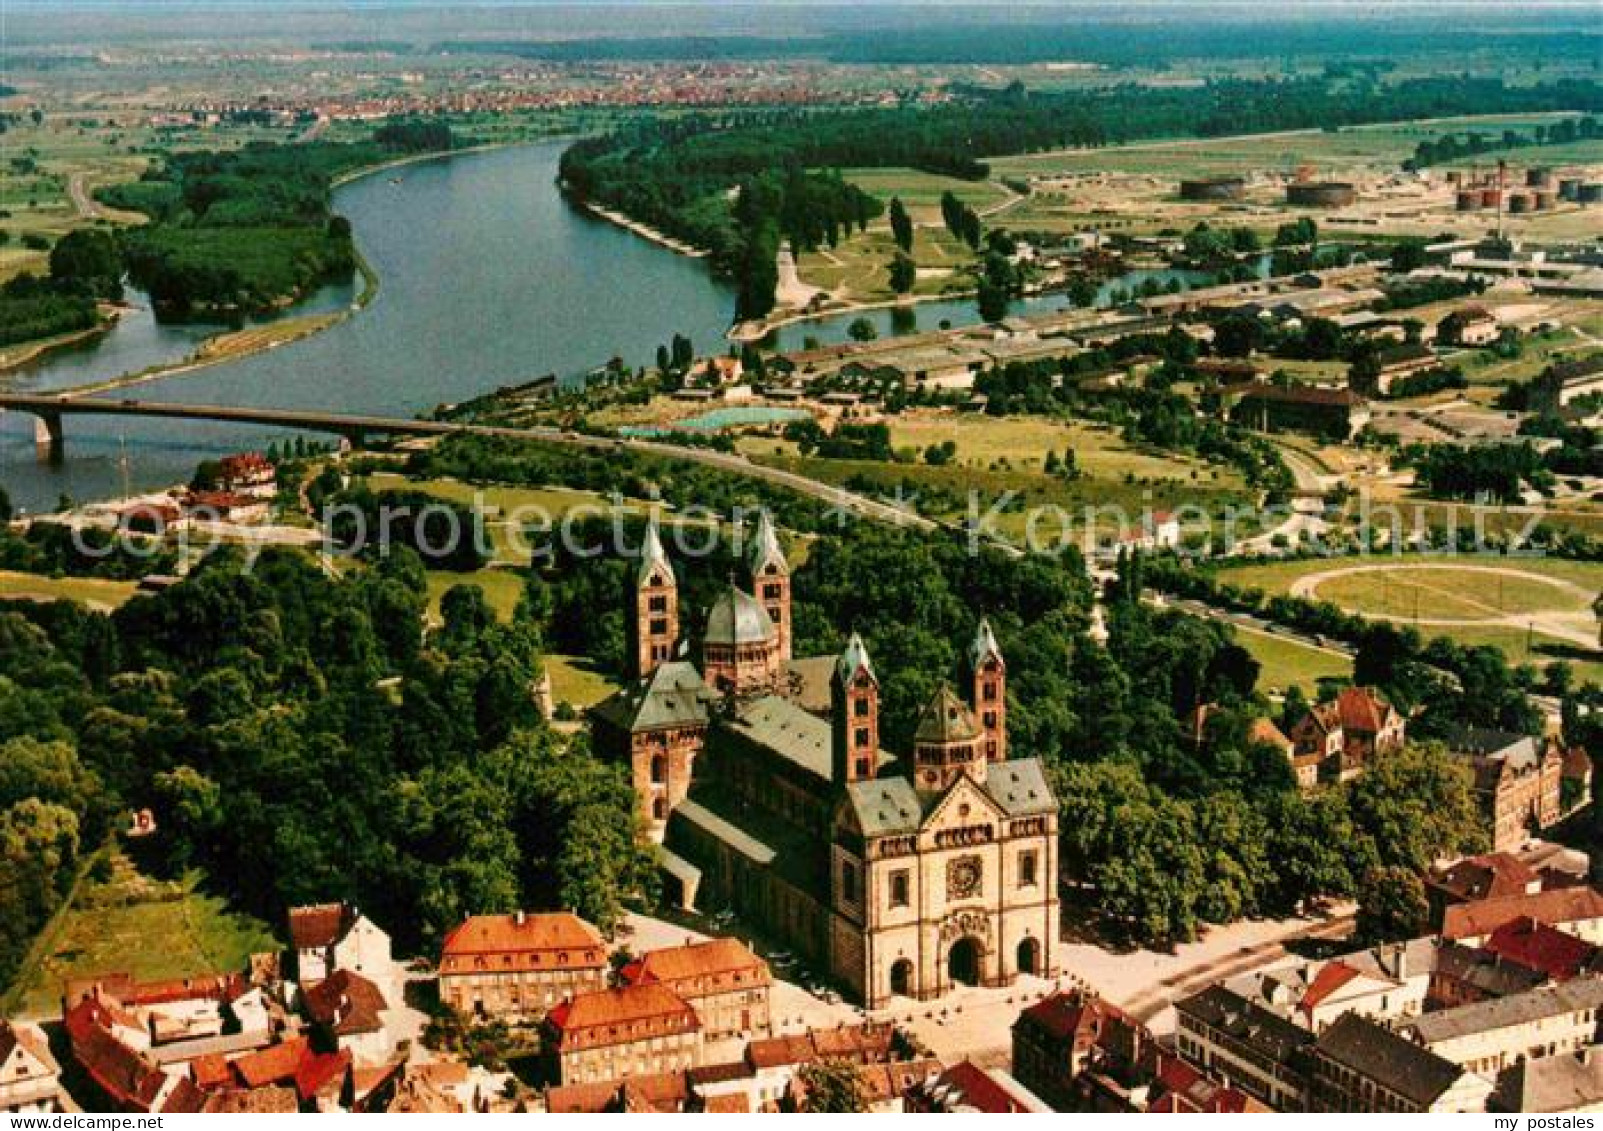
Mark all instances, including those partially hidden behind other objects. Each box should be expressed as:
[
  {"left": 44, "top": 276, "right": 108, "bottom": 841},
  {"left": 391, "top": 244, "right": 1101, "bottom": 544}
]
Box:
[
  {"left": 913, "top": 682, "right": 987, "bottom": 792},
  {"left": 702, "top": 584, "right": 782, "bottom": 698}
]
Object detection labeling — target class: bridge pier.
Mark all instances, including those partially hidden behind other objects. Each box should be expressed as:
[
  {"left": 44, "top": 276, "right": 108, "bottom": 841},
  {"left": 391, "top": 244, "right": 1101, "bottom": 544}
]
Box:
[{"left": 33, "top": 411, "right": 64, "bottom": 464}]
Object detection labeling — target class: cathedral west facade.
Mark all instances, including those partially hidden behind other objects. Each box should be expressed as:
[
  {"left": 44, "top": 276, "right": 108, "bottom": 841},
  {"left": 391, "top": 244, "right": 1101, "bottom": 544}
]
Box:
[{"left": 590, "top": 516, "right": 1061, "bottom": 1008}]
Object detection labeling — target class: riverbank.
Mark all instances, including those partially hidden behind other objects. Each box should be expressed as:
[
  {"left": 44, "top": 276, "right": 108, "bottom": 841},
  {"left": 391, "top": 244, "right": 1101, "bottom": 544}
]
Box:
[
  {"left": 729, "top": 284, "right": 983, "bottom": 343},
  {"left": 0, "top": 306, "right": 124, "bottom": 375},
  {"left": 576, "top": 201, "right": 709, "bottom": 258}
]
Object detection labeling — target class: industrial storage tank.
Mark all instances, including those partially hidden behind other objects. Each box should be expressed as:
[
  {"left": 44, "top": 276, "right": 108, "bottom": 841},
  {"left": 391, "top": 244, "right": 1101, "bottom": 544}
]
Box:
[
  {"left": 1285, "top": 181, "right": 1357, "bottom": 207},
  {"left": 1180, "top": 177, "right": 1245, "bottom": 201},
  {"left": 1456, "top": 190, "right": 1480, "bottom": 211},
  {"left": 1507, "top": 194, "right": 1531, "bottom": 214}
]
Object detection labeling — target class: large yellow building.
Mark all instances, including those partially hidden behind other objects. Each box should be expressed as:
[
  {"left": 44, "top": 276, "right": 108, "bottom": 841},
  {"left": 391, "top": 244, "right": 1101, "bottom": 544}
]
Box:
[{"left": 591, "top": 516, "right": 1060, "bottom": 1008}]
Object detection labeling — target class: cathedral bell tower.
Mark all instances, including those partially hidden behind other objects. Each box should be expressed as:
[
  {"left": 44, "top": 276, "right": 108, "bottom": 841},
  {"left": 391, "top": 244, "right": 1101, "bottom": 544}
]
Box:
[
  {"left": 748, "top": 511, "right": 792, "bottom": 663},
  {"left": 832, "top": 633, "right": 879, "bottom": 784},
  {"left": 969, "top": 617, "right": 1006, "bottom": 762},
  {"left": 632, "top": 519, "right": 679, "bottom": 678}
]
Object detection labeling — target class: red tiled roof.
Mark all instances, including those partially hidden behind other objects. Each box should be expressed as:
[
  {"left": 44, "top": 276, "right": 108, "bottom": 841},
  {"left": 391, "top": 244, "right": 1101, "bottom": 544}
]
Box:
[
  {"left": 289, "top": 903, "right": 355, "bottom": 951},
  {"left": 1441, "top": 887, "right": 1603, "bottom": 941},
  {"left": 301, "top": 969, "right": 387, "bottom": 1035},
  {"left": 1335, "top": 686, "right": 1391, "bottom": 734},
  {"left": 231, "top": 1038, "right": 311, "bottom": 1090},
  {"left": 622, "top": 938, "right": 771, "bottom": 996},
  {"left": 702, "top": 1093, "right": 749, "bottom": 1113},
  {"left": 294, "top": 1049, "right": 352, "bottom": 1103},
  {"left": 191, "top": 1053, "right": 233, "bottom": 1091},
  {"left": 1482, "top": 916, "right": 1600, "bottom": 981},
  {"left": 924, "top": 1060, "right": 1029, "bottom": 1113},
  {"left": 546, "top": 1071, "right": 690, "bottom": 1114},
  {"left": 546, "top": 984, "right": 698, "bottom": 1051},
  {"left": 1150, "top": 1054, "right": 1267, "bottom": 1113},
  {"left": 1016, "top": 990, "right": 1139, "bottom": 1048},
  {"left": 203, "top": 1086, "right": 299, "bottom": 1113},
  {"left": 1298, "top": 962, "right": 1362, "bottom": 1015},
  {"left": 64, "top": 998, "right": 167, "bottom": 1111},
  {"left": 1432, "top": 854, "right": 1540, "bottom": 903},
  {"left": 439, "top": 913, "right": 605, "bottom": 975},
  {"left": 159, "top": 1077, "right": 208, "bottom": 1113}
]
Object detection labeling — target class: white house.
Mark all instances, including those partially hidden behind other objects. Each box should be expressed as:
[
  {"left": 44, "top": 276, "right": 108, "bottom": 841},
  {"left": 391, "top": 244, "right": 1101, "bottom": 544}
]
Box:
[{"left": 288, "top": 903, "right": 392, "bottom": 983}]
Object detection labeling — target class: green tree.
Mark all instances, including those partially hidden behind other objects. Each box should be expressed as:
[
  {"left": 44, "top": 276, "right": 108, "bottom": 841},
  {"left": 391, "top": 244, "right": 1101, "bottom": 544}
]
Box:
[
  {"left": 796, "top": 1060, "right": 871, "bottom": 1113},
  {"left": 888, "top": 197, "right": 913, "bottom": 253},
  {"left": 888, "top": 251, "right": 916, "bottom": 294},
  {"left": 1356, "top": 865, "right": 1431, "bottom": 945}
]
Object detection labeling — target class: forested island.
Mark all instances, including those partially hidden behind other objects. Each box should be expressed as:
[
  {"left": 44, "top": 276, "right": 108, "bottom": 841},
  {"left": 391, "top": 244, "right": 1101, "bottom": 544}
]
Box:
[
  {"left": 559, "top": 74, "right": 1603, "bottom": 321},
  {"left": 98, "top": 118, "right": 460, "bottom": 320}
]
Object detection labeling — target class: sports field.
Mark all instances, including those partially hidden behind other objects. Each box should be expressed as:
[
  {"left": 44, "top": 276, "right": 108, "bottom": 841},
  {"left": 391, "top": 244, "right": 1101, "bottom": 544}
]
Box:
[{"left": 1217, "top": 553, "right": 1603, "bottom": 679}]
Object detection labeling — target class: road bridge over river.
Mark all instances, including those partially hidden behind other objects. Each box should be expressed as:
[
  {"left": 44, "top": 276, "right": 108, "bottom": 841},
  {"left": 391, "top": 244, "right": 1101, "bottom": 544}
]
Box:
[{"left": 0, "top": 392, "right": 943, "bottom": 536}]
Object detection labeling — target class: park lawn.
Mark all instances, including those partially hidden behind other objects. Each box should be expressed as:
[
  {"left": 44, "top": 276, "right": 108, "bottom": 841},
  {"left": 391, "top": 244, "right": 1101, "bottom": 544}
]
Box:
[
  {"left": 753, "top": 451, "right": 1255, "bottom": 546},
  {"left": 546, "top": 654, "right": 620, "bottom": 711},
  {"left": 8, "top": 850, "right": 277, "bottom": 1019},
  {"left": 884, "top": 413, "right": 1243, "bottom": 486},
  {"left": 796, "top": 227, "right": 978, "bottom": 303},
  {"left": 838, "top": 167, "right": 1011, "bottom": 223},
  {"left": 0, "top": 570, "right": 139, "bottom": 610},
  {"left": 1458, "top": 314, "right": 1603, "bottom": 387},
  {"left": 1232, "top": 624, "right": 1352, "bottom": 696},
  {"left": 424, "top": 567, "right": 527, "bottom": 624}
]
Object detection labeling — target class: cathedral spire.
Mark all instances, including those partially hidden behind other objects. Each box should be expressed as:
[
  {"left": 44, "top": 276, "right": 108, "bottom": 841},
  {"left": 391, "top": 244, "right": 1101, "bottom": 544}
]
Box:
[
  {"left": 833, "top": 633, "right": 879, "bottom": 785},
  {"left": 968, "top": 617, "right": 1007, "bottom": 763},
  {"left": 638, "top": 518, "right": 672, "bottom": 588},
  {"left": 749, "top": 511, "right": 792, "bottom": 662},
  {"left": 632, "top": 518, "right": 678, "bottom": 678}
]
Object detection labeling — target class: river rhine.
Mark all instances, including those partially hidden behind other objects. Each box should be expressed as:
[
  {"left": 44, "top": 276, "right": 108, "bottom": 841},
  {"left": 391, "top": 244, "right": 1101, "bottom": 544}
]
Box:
[{"left": 1, "top": 139, "right": 1223, "bottom": 513}]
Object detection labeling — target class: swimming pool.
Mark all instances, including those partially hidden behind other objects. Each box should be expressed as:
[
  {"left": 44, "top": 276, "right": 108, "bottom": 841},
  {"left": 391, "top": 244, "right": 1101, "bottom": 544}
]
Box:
[{"left": 621, "top": 405, "right": 813, "bottom": 436}]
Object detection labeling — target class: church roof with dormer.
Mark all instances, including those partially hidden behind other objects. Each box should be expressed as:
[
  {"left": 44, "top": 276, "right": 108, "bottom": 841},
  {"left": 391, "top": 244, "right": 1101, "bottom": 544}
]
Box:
[
  {"left": 915, "top": 683, "right": 981, "bottom": 745},
  {"left": 591, "top": 661, "right": 709, "bottom": 734}
]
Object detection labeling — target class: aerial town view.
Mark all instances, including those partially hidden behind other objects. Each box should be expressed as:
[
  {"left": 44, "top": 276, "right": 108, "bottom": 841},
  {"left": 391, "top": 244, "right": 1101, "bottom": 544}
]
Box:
[{"left": 3, "top": 0, "right": 1603, "bottom": 1118}]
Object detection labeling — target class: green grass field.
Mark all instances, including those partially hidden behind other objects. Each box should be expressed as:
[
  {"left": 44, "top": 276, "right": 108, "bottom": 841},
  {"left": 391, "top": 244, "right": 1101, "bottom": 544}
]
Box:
[
  {"left": 1215, "top": 553, "right": 1603, "bottom": 681},
  {"left": 7, "top": 850, "right": 277, "bottom": 1019},
  {"left": 987, "top": 114, "right": 1593, "bottom": 180},
  {"left": 839, "top": 167, "right": 1012, "bottom": 223},
  {"left": 0, "top": 570, "right": 139, "bottom": 610},
  {"left": 1233, "top": 623, "right": 1353, "bottom": 695},
  {"left": 546, "top": 654, "right": 620, "bottom": 711}
]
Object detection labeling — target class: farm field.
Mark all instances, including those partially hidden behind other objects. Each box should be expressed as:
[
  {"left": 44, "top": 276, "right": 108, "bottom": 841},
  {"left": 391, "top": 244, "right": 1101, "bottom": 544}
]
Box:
[{"left": 7, "top": 851, "right": 277, "bottom": 1019}]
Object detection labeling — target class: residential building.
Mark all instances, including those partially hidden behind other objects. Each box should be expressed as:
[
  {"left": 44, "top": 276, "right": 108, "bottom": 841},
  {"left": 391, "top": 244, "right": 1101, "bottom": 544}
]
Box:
[
  {"left": 1438, "top": 306, "right": 1502, "bottom": 347},
  {"left": 0, "top": 1020, "right": 63, "bottom": 1113},
  {"left": 1144, "top": 1053, "right": 1273, "bottom": 1113},
  {"left": 1010, "top": 989, "right": 1152, "bottom": 1110},
  {"left": 1288, "top": 686, "right": 1406, "bottom": 784},
  {"left": 1353, "top": 342, "right": 1441, "bottom": 396},
  {"left": 217, "top": 452, "right": 277, "bottom": 497},
  {"left": 1500, "top": 1048, "right": 1603, "bottom": 1113},
  {"left": 1532, "top": 355, "right": 1603, "bottom": 414},
  {"left": 1441, "top": 887, "right": 1603, "bottom": 947},
  {"left": 543, "top": 983, "right": 702, "bottom": 1085},
  {"left": 1219, "top": 381, "right": 1372, "bottom": 441},
  {"left": 1308, "top": 1013, "right": 1492, "bottom": 1113},
  {"left": 1448, "top": 728, "right": 1563, "bottom": 852},
  {"left": 593, "top": 517, "right": 1060, "bottom": 1008},
  {"left": 619, "top": 937, "right": 772, "bottom": 1042},
  {"left": 299, "top": 970, "right": 392, "bottom": 1063},
  {"left": 288, "top": 902, "right": 392, "bottom": 983},
  {"left": 1398, "top": 978, "right": 1603, "bottom": 1078},
  {"left": 438, "top": 911, "right": 607, "bottom": 1022},
  {"left": 904, "top": 1060, "right": 1053, "bottom": 1113},
  {"left": 1480, "top": 916, "right": 1601, "bottom": 982},
  {"left": 1173, "top": 984, "right": 1316, "bottom": 1110}
]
